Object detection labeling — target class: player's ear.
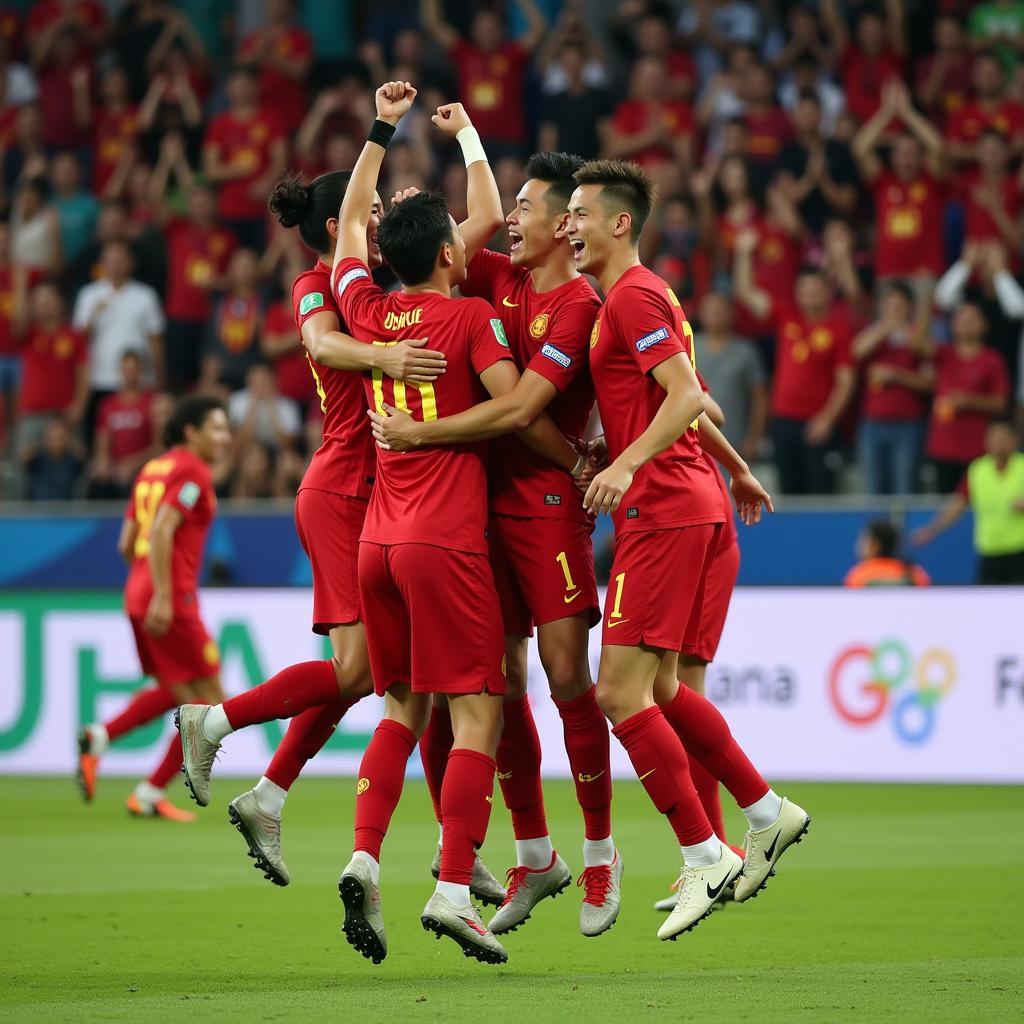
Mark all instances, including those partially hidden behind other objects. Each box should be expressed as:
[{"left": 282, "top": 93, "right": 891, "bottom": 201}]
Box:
[
  {"left": 325, "top": 217, "right": 339, "bottom": 240},
  {"left": 613, "top": 212, "right": 632, "bottom": 239},
  {"left": 439, "top": 242, "right": 453, "bottom": 268},
  {"left": 554, "top": 212, "right": 570, "bottom": 239}
]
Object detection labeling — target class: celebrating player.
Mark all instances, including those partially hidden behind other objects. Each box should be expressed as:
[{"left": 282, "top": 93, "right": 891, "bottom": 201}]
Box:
[
  {"left": 566, "top": 159, "right": 810, "bottom": 941},
  {"left": 78, "top": 395, "right": 231, "bottom": 822},
  {"left": 332, "top": 82, "right": 583, "bottom": 966},
  {"left": 370, "top": 152, "right": 619, "bottom": 937},
  {"left": 173, "top": 168, "right": 475, "bottom": 890}
]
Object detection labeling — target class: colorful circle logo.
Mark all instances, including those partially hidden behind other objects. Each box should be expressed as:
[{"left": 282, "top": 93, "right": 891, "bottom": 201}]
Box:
[{"left": 828, "top": 639, "right": 955, "bottom": 745}]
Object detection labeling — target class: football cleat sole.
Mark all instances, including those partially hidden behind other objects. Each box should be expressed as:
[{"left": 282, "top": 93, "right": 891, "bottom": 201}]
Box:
[
  {"left": 228, "top": 803, "right": 288, "bottom": 887},
  {"left": 420, "top": 914, "right": 508, "bottom": 965},
  {"left": 338, "top": 875, "right": 386, "bottom": 965}
]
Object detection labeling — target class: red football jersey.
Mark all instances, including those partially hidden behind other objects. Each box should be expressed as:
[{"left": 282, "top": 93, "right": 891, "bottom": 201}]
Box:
[
  {"left": 963, "top": 171, "right": 1023, "bottom": 247},
  {"left": 696, "top": 373, "right": 737, "bottom": 549},
  {"left": 610, "top": 99, "right": 695, "bottom": 169},
  {"left": 871, "top": 172, "right": 945, "bottom": 277},
  {"left": 462, "top": 249, "right": 599, "bottom": 522},
  {"left": 927, "top": 345, "right": 1010, "bottom": 463},
  {"left": 92, "top": 105, "right": 138, "bottom": 194},
  {"left": 165, "top": 219, "right": 237, "bottom": 322},
  {"left": 589, "top": 264, "right": 722, "bottom": 535},
  {"left": 949, "top": 99, "right": 1024, "bottom": 147},
  {"left": 450, "top": 39, "right": 529, "bottom": 144},
  {"left": 239, "top": 26, "right": 313, "bottom": 130},
  {"left": 203, "top": 109, "right": 283, "bottom": 220},
  {"left": 293, "top": 259, "right": 375, "bottom": 500},
  {"left": 123, "top": 447, "right": 216, "bottom": 616},
  {"left": 19, "top": 326, "right": 86, "bottom": 414},
  {"left": 860, "top": 334, "right": 932, "bottom": 422},
  {"left": 333, "top": 256, "right": 513, "bottom": 553},
  {"left": 770, "top": 302, "right": 854, "bottom": 420},
  {"left": 841, "top": 45, "right": 904, "bottom": 124},
  {"left": 97, "top": 392, "right": 153, "bottom": 461},
  {"left": 744, "top": 107, "right": 793, "bottom": 165},
  {"left": 0, "top": 266, "right": 15, "bottom": 356}
]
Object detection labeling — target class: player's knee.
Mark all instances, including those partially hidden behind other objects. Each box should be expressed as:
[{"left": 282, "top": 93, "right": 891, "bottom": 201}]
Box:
[
  {"left": 503, "top": 672, "right": 528, "bottom": 701},
  {"left": 595, "top": 679, "right": 631, "bottom": 725},
  {"left": 542, "top": 655, "right": 591, "bottom": 702},
  {"left": 331, "top": 655, "right": 373, "bottom": 699}
]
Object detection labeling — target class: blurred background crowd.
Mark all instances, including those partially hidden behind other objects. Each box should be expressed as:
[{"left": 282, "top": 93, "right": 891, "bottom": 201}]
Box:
[{"left": 0, "top": 0, "right": 1023, "bottom": 505}]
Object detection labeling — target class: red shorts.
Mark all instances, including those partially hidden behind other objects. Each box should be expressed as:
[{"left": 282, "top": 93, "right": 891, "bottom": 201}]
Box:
[
  {"left": 683, "top": 537, "right": 739, "bottom": 663},
  {"left": 602, "top": 524, "right": 721, "bottom": 651},
  {"left": 295, "top": 487, "right": 367, "bottom": 634},
  {"left": 358, "top": 541, "right": 507, "bottom": 697},
  {"left": 489, "top": 515, "right": 601, "bottom": 637},
  {"left": 130, "top": 612, "right": 220, "bottom": 688}
]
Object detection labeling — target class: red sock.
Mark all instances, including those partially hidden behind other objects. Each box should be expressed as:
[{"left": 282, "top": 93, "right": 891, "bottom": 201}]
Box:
[
  {"left": 104, "top": 686, "right": 178, "bottom": 742},
  {"left": 439, "top": 748, "right": 496, "bottom": 884},
  {"left": 146, "top": 704, "right": 206, "bottom": 788},
  {"left": 352, "top": 718, "right": 417, "bottom": 860},
  {"left": 264, "top": 696, "right": 358, "bottom": 790},
  {"left": 553, "top": 688, "right": 612, "bottom": 840},
  {"left": 611, "top": 705, "right": 712, "bottom": 847},
  {"left": 688, "top": 757, "right": 726, "bottom": 844},
  {"left": 662, "top": 684, "right": 769, "bottom": 808},
  {"left": 496, "top": 695, "right": 547, "bottom": 840},
  {"left": 222, "top": 660, "right": 339, "bottom": 730},
  {"left": 419, "top": 705, "right": 454, "bottom": 824}
]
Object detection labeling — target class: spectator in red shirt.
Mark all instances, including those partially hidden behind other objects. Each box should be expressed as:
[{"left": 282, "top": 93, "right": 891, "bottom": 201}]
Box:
[
  {"left": 734, "top": 228, "right": 856, "bottom": 494},
  {"left": 261, "top": 261, "right": 314, "bottom": 413},
  {"left": 963, "top": 129, "right": 1023, "bottom": 255},
  {"left": 605, "top": 56, "right": 696, "bottom": 177},
  {"left": 853, "top": 80, "right": 947, "bottom": 286},
  {"left": 87, "top": 349, "right": 153, "bottom": 499},
  {"left": 202, "top": 247, "right": 262, "bottom": 393},
  {"left": 26, "top": 0, "right": 106, "bottom": 56},
  {"left": 201, "top": 65, "right": 286, "bottom": 250},
  {"left": 0, "top": 220, "right": 20, "bottom": 444},
  {"left": 609, "top": 5, "right": 696, "bottom": 103},
  {"left": 852, "top": 282, "right": 934, "bottom": 494},
  {"left": 420, "top": 0, "right": 547, "bottom": 157},
  {"left": 822, "top": 0, "right": 906, "bottom": 125},
  {"left": 741, "top": 62, "right": 793, "bottom": 167},
  {"left": 91, "top": 65, "right": 138, "bottom": 196},
  {"left": 926, "top": 301, "right": 1011, "bottom": 492},
  {"left": 915, "top": 13, "right": 974, "bottom": 131},
  {"left": 150, "top": 133, "right": 236, "bottom": 392},
  {"left": 16, "top": 278, "right": 87, "bottom": 453},
  {"left": 238, "top": 0, "right": 313, "bottom": 132},
  {"left": 948, "top": 51, "right": 1024, "bottom": 165},
  {"left": 31, "top": 20, "right": 91, "bottom": 149}
]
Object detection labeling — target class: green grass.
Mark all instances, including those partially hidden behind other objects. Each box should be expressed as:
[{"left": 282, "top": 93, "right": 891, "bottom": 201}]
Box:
[{"left": 1, "top": 777, "right": 1021, "bottom": 1023}]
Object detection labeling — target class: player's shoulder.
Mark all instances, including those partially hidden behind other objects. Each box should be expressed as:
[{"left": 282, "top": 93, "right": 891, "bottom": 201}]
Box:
[
  {"left": 456, "top": 294, "right": 503, "bottom": 326},
  {"left": 333, "top": 257, "right": 375, "bottom": 298},
  {"left": 607, "top": 265, "right": 672, "bottom": 308}
]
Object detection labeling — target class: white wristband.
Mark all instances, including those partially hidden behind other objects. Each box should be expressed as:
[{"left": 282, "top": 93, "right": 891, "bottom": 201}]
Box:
[{"left": 456, "top": 126, "right": 488, "bottom": 168}]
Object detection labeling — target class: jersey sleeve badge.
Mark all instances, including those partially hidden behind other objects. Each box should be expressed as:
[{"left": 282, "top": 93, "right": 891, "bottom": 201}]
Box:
[
  {"left": 299, "top": 291, "right": 324, "bottom": 316},
  {"left": 490, "top": 318, "right": 510, "bottom": 347},
  {"left": 178, "top": 481, "right": 201, "bottom": 509}
]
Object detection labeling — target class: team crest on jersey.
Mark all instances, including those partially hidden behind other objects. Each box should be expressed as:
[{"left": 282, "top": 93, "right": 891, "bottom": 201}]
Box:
[
  {"left": 490, "top": 319, "right": 509, "bottom": 347},
  {"left": 357, "top": 778, "right": 370, "bottom": 794},
  {"left": 178, "top": 481, "right": 201, "bottom": 509},
  {"left": 589, "top": 318, "right": 601, "bottom": 349},
  {"left": 530, "top": 313, "right": 550, "bottom": 338},
  {"left": 299, "top": 292, "right": 324, "bottom": 316}
]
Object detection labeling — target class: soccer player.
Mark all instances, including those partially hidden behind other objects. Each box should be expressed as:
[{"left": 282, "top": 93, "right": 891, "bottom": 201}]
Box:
[
  {"left": 174, "top": 165, "right": 504, "bottom": 897},
  {"left": 332, "top": 82, "right": 583, "bottom": 965},
  {"left": 369, "top": 152, "right": 619, "bottom": 937},
  {"left": 77, "top": 395, "right": 231, "bottom": 821},
  {"left": 566, "top": 159, "right": 810, "bottom": 941}
]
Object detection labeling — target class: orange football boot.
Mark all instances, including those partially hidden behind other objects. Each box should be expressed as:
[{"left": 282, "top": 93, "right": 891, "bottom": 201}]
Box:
[
  {"left": 77, "top": 729, "right": 98, "bottom": 802},
  {"left": 125, "top": 792, "right": 197, "bottom": 823}
]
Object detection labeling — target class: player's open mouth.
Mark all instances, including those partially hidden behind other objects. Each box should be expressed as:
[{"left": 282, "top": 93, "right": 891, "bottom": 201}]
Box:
[
  {"left": 508, "top": 230, "right": 523, "bottom": 253},
  {"left": 570, "top": 238, "right": 585, "bottom": 261}
]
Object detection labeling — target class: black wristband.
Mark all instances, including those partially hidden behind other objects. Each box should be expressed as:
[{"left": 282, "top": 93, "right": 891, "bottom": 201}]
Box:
[{"left": 368, "top": 119, "right": 397, "bottom": 149}]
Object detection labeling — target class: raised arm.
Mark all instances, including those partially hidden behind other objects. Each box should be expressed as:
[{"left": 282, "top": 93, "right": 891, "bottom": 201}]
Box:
[
  {"left": 420, "top": 0, "right": 459, "bottom": 51},
  {"left": 514, "top": 0, "right": 549, "bottom": 54},
  {"left": 851, "top": 88, "right": 896, "bottom": 181},
  {"left": 732, "top": 229, "right": 772, "bottom": 320},
  {"left": 335, "top": 81, "right": 418, "bottom": 273},
  {"left": 820, "top": 0, "right": 849, "bottom": 55},
  {"left": 890, "top": 80, "right": 945, "bottom": 178},
  {"left": 430, "top": 103, "right": 503, "bottom": 261}
]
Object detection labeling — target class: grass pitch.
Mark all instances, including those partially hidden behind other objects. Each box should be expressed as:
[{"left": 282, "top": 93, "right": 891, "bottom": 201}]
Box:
[{"left": 2, "top": 776, "right": 1021, "bottom": 1023}]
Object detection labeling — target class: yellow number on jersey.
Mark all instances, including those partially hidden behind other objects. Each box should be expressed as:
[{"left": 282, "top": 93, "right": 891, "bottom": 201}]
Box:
[
  {"left": 132, "top": 480, "right": 167, "bottom": 557},
  {"left": 669, "top": 287, "right": 700, "bottom": 432},
  {"left": 370, "top": 340, "right": 438, "bottom": 421}
]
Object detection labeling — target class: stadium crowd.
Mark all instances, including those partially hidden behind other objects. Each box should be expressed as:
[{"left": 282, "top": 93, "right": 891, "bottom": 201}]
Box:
[{"left": 0, "top": 0, "right": 1023, "bottom": 502}]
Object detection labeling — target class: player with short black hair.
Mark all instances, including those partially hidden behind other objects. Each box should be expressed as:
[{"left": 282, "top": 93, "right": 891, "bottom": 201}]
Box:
[
  {"left": 78, "top": 395, "right": 231, "bottom": 822},
  {"left": 332, "top": 83, "right": 581, "bottom": 966},
  {"left": 371, "top": 149, "right": 619, "bottom": 938},
  {"left": 567, "top": 157, "right": 810, "bottom": 941}
]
